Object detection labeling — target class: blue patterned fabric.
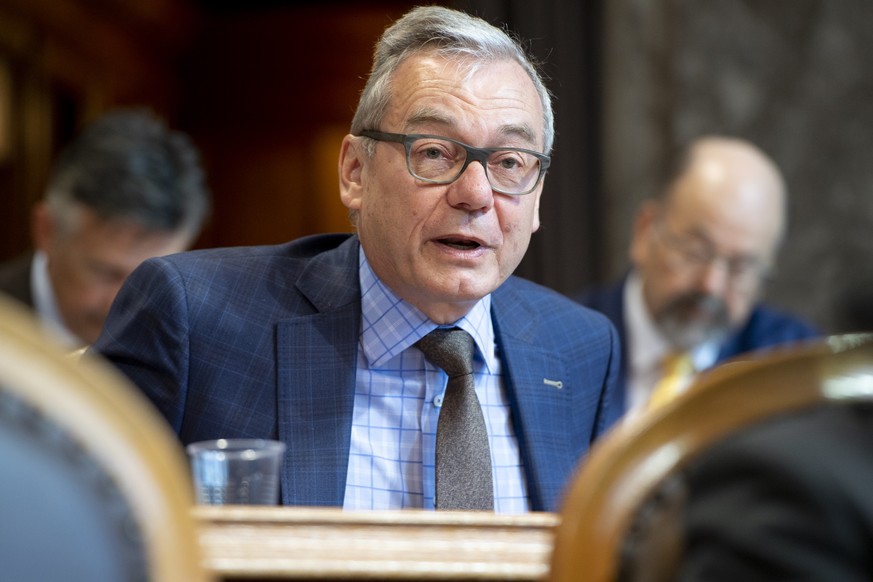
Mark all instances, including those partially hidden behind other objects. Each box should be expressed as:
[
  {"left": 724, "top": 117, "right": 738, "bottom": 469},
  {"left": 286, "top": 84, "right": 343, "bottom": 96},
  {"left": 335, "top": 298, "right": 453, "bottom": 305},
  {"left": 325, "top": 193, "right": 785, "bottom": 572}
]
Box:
[
  {"left": 93, "top": 233, "right": 621, "bottom": 512},
  {"left": 346, "top": 250, "right": 528, "bottom": 512}
]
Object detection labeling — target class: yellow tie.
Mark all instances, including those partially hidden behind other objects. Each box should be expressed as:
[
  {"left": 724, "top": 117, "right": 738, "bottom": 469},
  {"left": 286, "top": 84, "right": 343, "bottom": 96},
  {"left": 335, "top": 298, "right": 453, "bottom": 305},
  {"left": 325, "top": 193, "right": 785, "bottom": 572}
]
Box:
[{"left": 648, "top": 352, "right": 694, "bottom": 410}]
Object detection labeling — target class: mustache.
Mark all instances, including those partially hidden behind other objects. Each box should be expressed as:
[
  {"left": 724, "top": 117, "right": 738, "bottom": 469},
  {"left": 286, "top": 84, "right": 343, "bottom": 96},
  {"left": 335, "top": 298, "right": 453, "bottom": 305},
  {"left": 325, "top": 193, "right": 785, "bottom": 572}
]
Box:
[
  {"left": 662, "top": 292, "right": 728, "bottom": 320},
  {"left": 655, "top": 292, "right": 731, "bottom": 351}
]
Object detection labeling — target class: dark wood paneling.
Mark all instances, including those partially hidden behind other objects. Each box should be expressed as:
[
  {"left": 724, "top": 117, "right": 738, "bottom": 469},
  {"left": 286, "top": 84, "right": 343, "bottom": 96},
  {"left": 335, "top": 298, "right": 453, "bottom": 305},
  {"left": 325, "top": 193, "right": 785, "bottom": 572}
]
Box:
[
  {"left": 0, "top": 0, "right": 439, "bottom": 258},
  {"left": 179, "top": 3, "right": 425, "bottom": 248},
  {"left": 0, "top": 0, "right": 199, "bottom": 260}
]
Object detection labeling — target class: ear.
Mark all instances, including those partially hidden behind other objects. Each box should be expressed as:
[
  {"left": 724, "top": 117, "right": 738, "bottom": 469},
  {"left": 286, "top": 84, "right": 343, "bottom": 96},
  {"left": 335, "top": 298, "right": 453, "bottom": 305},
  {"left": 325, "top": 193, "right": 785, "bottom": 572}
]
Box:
[
  {"left": 338, "top": 134, "right": 364, "bottom": 212},
  {"left": 531, "top": 188, "right": 543, "bottom": 233},
  {"left": 629, "top": 200, "right": 659, "bottom": 265},
  {"left": 31, "top": 202, "right": 56, "bottom": 252}
]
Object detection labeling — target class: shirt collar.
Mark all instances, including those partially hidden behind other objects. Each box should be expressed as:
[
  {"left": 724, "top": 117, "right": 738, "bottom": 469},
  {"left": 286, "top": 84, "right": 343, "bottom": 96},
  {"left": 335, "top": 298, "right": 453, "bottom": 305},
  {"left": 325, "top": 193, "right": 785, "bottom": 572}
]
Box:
[
  {"left": 625, "top": 271, "right": 671, "bottom": 374},
  {"left": 358, "top": 247, "right": 496, "bottom": 372},
  {"left": 31, "top": 251, "right": 83, "bottom": 350}
]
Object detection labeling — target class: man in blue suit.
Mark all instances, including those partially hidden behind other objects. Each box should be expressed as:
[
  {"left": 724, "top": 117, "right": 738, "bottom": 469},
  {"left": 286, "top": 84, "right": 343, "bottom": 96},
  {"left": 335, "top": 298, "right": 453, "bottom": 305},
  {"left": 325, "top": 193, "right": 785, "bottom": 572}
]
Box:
[
  {"left": 92, "top": 6, "right": 620, "bottom": 513},
  {"left": 576, "top": 137, "right": 817, "bottom": 417}
]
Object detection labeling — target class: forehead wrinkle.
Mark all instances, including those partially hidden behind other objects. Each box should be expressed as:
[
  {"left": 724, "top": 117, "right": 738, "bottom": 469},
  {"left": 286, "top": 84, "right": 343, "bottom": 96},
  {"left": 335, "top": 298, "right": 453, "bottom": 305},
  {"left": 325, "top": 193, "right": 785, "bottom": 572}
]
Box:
[
  {"left": 404, "top": 108, "right": 538, "bottom": 149},
  {"left": 496, "top": 123, "right": 537, "bottom": 148},
  {"left": 404, "top": 108, "right": 454, "bottom": 131}
]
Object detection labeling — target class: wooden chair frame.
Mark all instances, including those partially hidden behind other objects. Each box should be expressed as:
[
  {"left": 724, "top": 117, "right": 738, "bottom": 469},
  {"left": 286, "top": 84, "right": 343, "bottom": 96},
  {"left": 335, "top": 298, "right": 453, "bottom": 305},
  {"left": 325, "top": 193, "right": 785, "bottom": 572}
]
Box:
[
  {"left": 550, "top": 334, "right": 873, "bottom": 582},
  {"left": 0, "top": 296, "right": 210, "bottom": 581}
]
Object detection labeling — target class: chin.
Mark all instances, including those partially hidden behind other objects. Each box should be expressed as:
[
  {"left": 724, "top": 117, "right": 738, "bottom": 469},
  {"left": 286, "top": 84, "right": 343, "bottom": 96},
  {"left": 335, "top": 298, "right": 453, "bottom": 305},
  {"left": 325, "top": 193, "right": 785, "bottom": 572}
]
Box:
[
  {"left": 457, "top": 274, "right": 500, "bottom": 299},
  {"left": 421, "top": 282, "right": 487, "bottom": 311}
]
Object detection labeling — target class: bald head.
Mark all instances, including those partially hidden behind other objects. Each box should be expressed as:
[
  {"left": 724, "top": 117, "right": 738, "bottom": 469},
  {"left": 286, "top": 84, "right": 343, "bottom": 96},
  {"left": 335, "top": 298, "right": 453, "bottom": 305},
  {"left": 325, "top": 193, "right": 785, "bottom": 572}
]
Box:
[
  {"left": 665, "top": 137, "right": 787, "bottom": 249},
  {"left": 630, "top": 136, "right": 788, "bottom": 350}
]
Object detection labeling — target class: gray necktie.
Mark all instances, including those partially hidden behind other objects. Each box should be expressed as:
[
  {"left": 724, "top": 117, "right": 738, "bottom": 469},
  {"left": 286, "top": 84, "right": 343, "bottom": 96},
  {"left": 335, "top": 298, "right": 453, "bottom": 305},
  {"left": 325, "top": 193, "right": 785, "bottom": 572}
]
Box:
[{"left": 416, "top": 327, "right": 494, "bottom": 511}]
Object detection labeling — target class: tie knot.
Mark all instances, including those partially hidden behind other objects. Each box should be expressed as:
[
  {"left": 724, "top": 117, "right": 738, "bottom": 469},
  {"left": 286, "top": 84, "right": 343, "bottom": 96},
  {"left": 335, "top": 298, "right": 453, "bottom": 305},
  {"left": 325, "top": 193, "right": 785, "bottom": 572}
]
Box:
[
  {"left": 662, "top": 352, "right": 693, "bottom": 376},
  {"left": 416, "top": 327, "right": 475, "bottom": 378}
]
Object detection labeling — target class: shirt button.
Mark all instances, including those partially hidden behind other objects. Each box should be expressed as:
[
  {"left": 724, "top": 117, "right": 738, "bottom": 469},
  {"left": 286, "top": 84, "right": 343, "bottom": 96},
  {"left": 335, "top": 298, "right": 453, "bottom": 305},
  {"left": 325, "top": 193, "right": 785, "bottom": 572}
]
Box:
[{"left": 434, "top": 394, "right": 443, "bottom": 407}]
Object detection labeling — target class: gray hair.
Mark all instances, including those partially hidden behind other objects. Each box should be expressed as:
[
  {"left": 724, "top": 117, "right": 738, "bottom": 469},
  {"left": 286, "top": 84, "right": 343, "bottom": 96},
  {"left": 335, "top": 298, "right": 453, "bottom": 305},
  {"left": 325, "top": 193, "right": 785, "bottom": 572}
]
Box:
[
  {"left": 45, "top": 108, "right": 211, "bottom": 238},
  {"left": 350, "top": 6, "right": 554, "bottom": 155}
]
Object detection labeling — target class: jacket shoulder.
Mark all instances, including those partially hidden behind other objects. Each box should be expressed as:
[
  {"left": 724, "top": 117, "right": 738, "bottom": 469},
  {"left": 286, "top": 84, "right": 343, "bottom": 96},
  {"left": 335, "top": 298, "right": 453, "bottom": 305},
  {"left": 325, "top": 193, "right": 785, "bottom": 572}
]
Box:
[
  {"left": 742, "top": 304, "right": 820, "bottom": 342},
  {"left": 721, "top": 304, "right": 820, "bottom": 359},
  {"left": 497, "top": 276, "right": 618, "bottom": 338}
]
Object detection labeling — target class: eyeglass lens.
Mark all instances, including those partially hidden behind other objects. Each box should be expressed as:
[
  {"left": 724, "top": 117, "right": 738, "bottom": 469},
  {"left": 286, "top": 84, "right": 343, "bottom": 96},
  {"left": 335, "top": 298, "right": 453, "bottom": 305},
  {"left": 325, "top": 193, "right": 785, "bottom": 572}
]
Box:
[
  {"left": 405, "top": 136, "right": 543, "bottom": 195},
  {"left": 657, "top": 223, "right": 768, "bottom": 284}
]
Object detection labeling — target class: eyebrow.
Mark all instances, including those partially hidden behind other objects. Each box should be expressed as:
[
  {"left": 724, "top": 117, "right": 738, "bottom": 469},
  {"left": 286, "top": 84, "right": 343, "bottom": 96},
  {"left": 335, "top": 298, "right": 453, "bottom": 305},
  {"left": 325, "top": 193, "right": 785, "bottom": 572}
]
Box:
[{"left": 404, "top": 108, "right": 540, "bottom": 148}]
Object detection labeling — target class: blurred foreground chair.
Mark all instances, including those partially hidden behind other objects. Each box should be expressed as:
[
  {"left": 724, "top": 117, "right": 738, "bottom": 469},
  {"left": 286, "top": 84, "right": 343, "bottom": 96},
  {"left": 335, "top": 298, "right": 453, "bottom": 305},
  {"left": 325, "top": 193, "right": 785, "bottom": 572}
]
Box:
[
  {"left": 550, "top": 333, "right": 873, "bottom": 582},
  {"left": 0, "top": 295, "right": 210, "bottom": 581}
]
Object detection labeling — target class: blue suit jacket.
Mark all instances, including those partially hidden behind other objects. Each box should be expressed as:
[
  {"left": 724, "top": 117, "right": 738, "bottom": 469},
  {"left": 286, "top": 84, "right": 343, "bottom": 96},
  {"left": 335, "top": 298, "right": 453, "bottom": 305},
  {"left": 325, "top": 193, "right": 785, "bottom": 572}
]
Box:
[
  {"left": 574, "top": 277, "right": 820, "bottom": 413},
  {"left": 93, "top": 234, "right": 621, "bottom": 512}
]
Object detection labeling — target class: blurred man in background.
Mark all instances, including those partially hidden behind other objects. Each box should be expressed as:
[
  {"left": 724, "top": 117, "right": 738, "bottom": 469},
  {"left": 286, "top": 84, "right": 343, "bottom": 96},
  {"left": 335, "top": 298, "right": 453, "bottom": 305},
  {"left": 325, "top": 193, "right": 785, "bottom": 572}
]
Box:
[
  {"left": 576, "top": 136, "right": 818, "bottom": 416},
  {"left": 0, "top": 108, "right": 211, "bottom": 349}
]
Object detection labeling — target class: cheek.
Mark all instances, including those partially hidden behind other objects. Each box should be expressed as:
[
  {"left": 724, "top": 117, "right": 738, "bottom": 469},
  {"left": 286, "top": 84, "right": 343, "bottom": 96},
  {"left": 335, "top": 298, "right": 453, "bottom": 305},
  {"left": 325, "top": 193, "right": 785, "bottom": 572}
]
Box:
[
  {"left": 499, "top": 210, "right": 536, "bottom": 265},
  {"left": 53, "top": 256, "right": 86, "bottom": 288},
  {"left": 501, "top": 198, "right": 538, "bottom": 232},
  {"left": 498, "top": 210, "right": 519, "bottom": 247},
  {"left": 726, "top": 291, "right": 757, "bottom": 320}
]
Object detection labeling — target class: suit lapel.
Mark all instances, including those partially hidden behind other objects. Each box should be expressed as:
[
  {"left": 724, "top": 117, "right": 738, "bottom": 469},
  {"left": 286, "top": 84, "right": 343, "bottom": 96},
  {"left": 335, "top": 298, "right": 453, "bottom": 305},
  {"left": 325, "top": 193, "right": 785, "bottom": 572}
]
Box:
[
  {"left": 598, "top": 280, "right": 629, "bottom": 413},
  {"left": 492, "top": 284, "right": 575, "bottom": 512},
  {"left": 276, "top": 236, "right": 361, "bottom": 507}
]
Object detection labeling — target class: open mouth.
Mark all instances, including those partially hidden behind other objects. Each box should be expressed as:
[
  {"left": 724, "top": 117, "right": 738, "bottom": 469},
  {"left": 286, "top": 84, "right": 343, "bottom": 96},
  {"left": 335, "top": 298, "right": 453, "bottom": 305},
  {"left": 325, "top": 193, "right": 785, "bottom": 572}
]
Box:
[{"left": 438, "top": 237, "right": 481, "bottom": 251}]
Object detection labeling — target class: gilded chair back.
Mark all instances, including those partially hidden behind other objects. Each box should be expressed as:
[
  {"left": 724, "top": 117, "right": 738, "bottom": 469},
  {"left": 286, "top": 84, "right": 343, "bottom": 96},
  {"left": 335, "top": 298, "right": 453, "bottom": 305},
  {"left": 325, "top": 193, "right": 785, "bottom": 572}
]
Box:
[
  {"left": 0, "top": 295, "right": 211, "bottom": 582},
  {"left": 550, "top": 334, "right": 873, "bottom": 582}
]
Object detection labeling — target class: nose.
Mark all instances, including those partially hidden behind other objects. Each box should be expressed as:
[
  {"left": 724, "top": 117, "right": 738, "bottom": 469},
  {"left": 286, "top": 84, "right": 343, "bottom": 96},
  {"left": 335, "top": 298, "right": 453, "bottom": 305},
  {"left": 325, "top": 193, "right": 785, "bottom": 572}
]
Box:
[
  {"left": 446, "top": 160, "right": 494, "bottom": 212},
  {"left": 694, "top": 257, "right": 731, "bottom": 296}
]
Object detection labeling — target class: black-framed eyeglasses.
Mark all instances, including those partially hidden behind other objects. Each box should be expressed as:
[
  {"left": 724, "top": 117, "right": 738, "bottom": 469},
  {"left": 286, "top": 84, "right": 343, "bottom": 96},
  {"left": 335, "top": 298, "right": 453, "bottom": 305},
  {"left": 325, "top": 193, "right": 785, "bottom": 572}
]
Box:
[
  {"left": 358, "top": 130, "right": 551, "bottom": 196},
  {"left": 653, "top": 220, "right": 773, "bottom": 289}
]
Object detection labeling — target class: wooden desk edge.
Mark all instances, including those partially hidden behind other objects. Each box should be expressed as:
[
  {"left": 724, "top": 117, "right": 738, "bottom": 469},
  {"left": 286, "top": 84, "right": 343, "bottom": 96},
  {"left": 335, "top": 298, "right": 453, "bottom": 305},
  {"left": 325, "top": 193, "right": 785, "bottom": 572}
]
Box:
[{"left": 195, "top": 506, "right": 560, "bottom": 581}]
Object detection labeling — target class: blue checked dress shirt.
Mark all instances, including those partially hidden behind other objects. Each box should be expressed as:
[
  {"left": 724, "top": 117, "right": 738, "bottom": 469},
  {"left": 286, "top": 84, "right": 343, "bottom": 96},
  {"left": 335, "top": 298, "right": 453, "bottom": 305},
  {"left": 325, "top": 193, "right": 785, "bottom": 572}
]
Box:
[{"left": 343, "top": 249, "right": 530, "bottom": 513}]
